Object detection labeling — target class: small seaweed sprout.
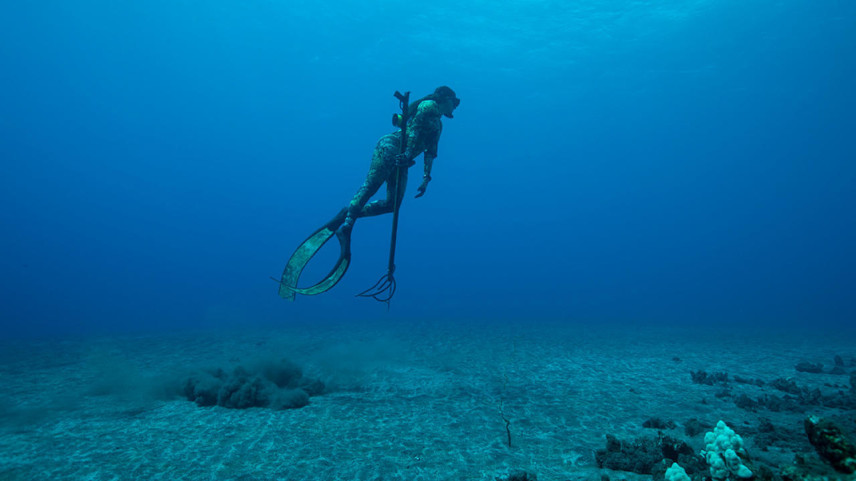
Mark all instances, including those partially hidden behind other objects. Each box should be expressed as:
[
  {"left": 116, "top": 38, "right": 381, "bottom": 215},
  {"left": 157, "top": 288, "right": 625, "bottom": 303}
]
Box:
[{"left": 499, "top": 397, "right": 512, "bottom": 448}]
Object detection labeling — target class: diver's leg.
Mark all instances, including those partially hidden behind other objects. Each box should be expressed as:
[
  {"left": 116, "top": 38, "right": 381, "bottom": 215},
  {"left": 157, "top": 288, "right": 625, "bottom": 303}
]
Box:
[
  {"left": 359, "top": 165, "right": 408, "bottom": 217},
  {"left": 340, "top": 136, "right": 397, "bottom": 233}
]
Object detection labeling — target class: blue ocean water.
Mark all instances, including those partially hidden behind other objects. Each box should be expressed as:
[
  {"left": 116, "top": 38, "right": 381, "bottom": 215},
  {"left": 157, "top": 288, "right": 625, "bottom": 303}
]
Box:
[{"left": 2, "top": 0, "right": 855, "bottom": 339}]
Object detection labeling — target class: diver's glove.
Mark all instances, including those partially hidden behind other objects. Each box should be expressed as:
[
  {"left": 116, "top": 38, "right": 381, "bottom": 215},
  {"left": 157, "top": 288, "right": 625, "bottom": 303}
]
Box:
[
  {"left": 394, "top": 153, "right": 416, "bottom": 168},
  {"left": 415, "top": 175, "right": 431, "bottom": 198}
]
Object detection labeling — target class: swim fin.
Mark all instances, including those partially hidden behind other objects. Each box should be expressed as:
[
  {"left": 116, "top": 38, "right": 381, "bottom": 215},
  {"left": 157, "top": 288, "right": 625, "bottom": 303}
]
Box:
[{"left": 278, "top": 208, "right": 352, "bottom": 300}]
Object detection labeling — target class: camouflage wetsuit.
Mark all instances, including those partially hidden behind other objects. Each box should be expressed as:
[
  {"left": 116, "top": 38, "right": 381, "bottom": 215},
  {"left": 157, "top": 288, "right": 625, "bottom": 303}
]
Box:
[{"left": 344, "top": 99, "right": 443, "bottom": 222}]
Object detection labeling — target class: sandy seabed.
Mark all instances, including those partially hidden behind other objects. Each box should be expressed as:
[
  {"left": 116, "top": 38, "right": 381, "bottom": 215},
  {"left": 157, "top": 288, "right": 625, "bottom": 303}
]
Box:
[{"left": 1, "top": 320, "right": 854, "bottom": 481}]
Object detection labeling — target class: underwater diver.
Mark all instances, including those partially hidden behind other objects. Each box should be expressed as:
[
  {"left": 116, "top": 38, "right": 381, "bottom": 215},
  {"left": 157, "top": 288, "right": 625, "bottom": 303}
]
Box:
[
  {"left": 277, "top": 86, "right": 460, "bottom": 302},
  {"left": 337, "top": 86, "right": 460, "bottom": 239}
]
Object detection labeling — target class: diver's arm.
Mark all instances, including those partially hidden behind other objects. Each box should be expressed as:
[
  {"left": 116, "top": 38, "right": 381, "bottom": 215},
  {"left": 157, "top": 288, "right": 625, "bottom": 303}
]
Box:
[
  {"left": 414, "top": 115, "right": 441, "bottom": 198},
  {"left": 422, "top": 153, "right": 434, "bottom": 180},
  {"left": 415, "top": 153, "right": 434, "bottom": 198},
  {"left": 421, "top": 118, "right": 441, "bottom": 179}
]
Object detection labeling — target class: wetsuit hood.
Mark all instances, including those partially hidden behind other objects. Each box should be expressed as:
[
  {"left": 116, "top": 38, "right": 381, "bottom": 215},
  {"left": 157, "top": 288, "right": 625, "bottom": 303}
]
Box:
[{"left": 433, "top": 86, "right": 460, "bottom": 118}]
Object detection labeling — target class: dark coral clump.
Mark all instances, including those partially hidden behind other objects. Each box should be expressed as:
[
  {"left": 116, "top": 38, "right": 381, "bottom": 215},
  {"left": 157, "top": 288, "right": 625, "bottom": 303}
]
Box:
[
  {"left": 690, "top": 370, "right": 728, "bottom": 385},
  {"left": 795, "top": 362, "right": 824, "bottom": 374},
  {"left": 642, "top": 417, "right": 676, "bottom": 430},
  {"left": 683, "top": 418, "right": 707, "bottom": 437},
  {"left": 595, "top": 433, "right": 701, "bottom": 475},
  {"left": 495, "top": 470, "right": 538, "bottom": 481},
  {"left": 804, "top": 415, "right": 856, "bottom": 473},
  {"left": 183, "top": 358, "right": 323, "bottom": 410}
]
